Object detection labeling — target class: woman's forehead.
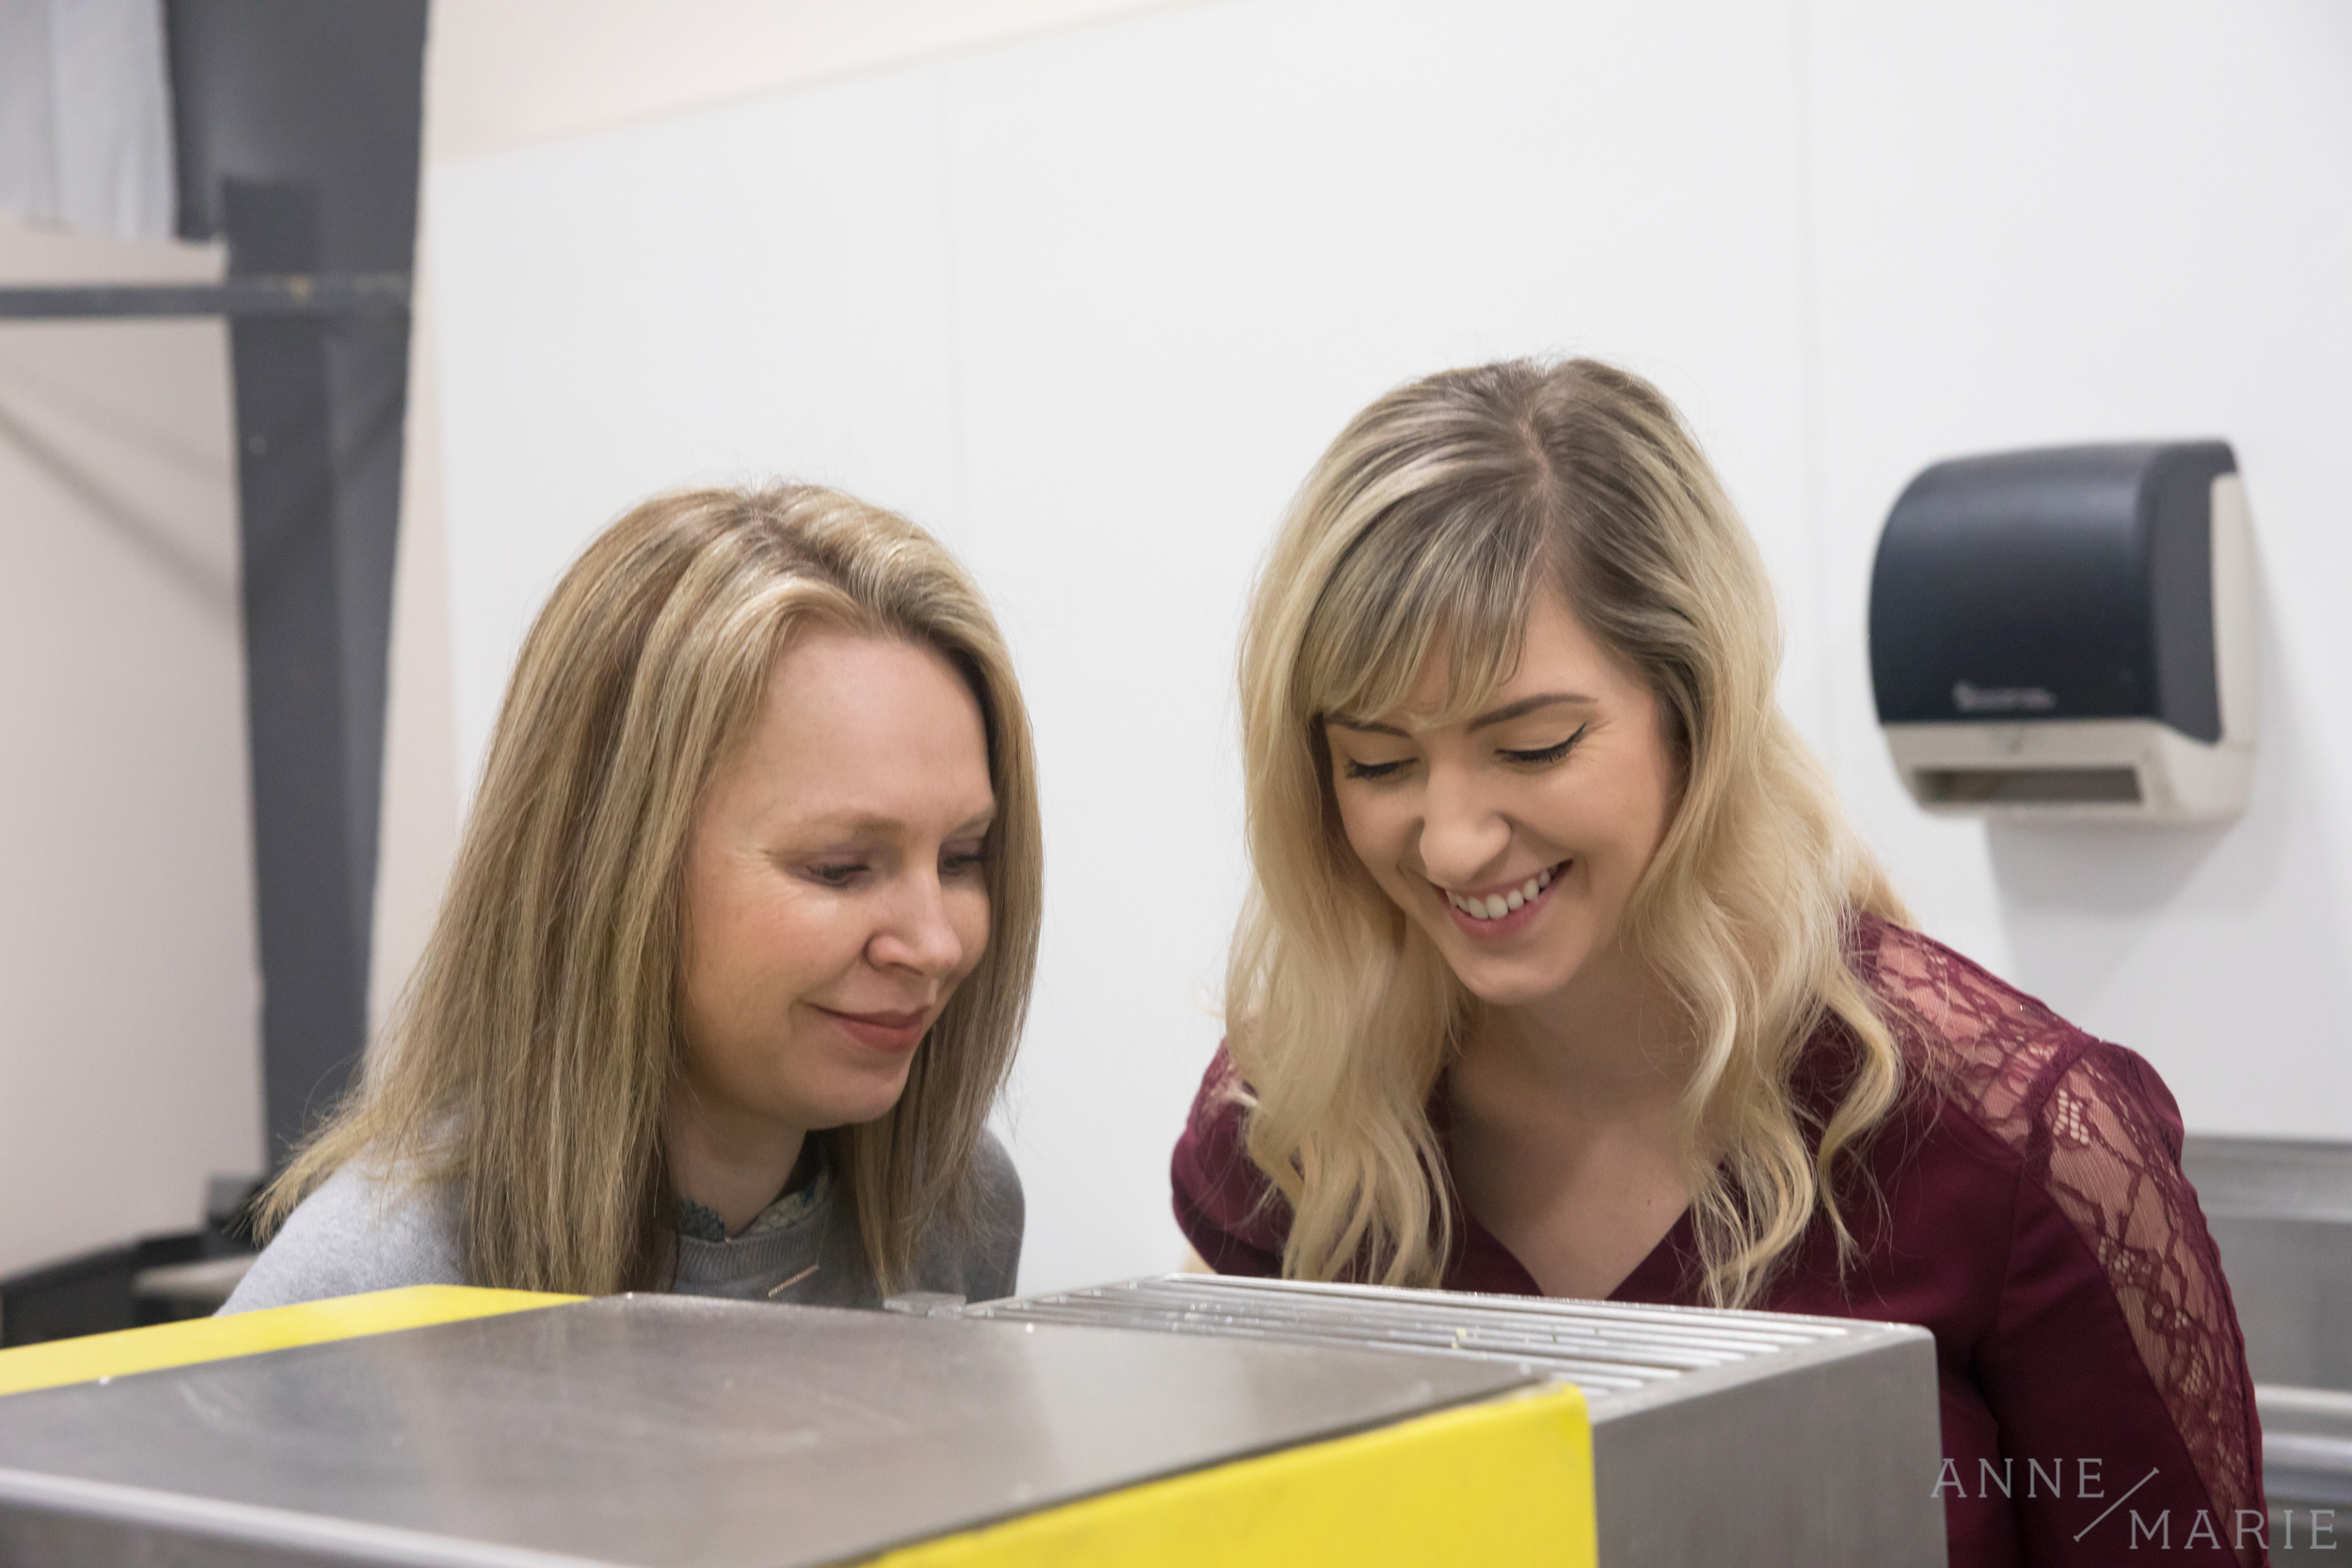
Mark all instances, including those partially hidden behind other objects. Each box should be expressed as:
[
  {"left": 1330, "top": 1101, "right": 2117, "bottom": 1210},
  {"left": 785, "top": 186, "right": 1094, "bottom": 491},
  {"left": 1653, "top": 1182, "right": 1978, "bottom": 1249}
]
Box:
[{"left": 1322, "top": 585, "right": 1619, "bottom": 729}]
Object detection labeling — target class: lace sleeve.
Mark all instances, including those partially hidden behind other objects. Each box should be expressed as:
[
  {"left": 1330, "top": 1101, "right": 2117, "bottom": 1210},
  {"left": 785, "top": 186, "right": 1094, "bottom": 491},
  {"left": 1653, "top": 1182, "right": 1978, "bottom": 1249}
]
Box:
[
  {"left": 1856, "top": 919, "right": 2265, "bottom": 1564},
  {"left": 2035, "top": 1043, "right": 2265, "bottom": 1562}
]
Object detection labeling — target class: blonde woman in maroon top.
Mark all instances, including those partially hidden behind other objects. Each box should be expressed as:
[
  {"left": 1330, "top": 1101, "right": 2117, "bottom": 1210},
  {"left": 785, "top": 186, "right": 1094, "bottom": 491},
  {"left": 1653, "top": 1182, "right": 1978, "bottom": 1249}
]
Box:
[{"left": 1172, "top": 358, "right": 2266, "bottom": 1567}]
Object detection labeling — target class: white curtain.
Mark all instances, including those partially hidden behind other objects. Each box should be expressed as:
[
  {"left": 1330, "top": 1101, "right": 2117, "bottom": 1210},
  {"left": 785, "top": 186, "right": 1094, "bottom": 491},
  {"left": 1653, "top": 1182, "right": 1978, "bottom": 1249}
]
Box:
[{"left": 0, "top": 0, "right": 173, "bottom": 240}]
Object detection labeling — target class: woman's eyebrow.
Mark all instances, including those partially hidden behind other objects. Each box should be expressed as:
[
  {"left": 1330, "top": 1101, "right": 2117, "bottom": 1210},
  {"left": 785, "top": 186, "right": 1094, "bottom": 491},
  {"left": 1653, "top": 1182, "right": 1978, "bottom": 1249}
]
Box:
[
  {"left": 1327, "top": 693, "right": 1597, "bottom": 736},
  {"left": 1466, "top": 692, "right": 1597, "bottom": 732},
  {"left": 791, "top": 806, "right": 997, "bottom": 838}
]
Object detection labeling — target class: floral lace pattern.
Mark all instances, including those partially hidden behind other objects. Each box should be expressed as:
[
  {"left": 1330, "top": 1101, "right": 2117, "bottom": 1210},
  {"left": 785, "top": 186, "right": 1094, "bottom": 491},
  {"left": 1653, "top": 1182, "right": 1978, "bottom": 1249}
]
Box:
[{"left": 1858, "top": 921, "right": 2262, "bottom": 1567}]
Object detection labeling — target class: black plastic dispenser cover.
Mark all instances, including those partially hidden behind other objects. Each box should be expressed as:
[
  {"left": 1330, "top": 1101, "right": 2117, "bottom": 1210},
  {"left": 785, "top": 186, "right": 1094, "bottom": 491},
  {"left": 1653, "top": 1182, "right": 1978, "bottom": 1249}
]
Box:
[{"left": 1868, "top": 442, "right": 2237, "bottom": 745}]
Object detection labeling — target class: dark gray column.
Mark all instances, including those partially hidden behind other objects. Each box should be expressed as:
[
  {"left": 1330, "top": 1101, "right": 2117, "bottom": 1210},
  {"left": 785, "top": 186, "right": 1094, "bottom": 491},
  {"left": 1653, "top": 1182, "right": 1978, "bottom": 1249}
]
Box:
[
  {"left": 216, "top": 180, "right": 369, "bottom": 1164},
  {"left": 165, "top": 1, "right": 430, "bottom": 1164}
]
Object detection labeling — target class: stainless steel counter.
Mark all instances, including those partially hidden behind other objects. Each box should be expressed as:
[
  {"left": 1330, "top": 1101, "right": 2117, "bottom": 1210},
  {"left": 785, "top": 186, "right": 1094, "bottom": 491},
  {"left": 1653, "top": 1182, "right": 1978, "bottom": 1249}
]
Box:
[
  {"left": 2186, "top": 1135, "right": 2352, "bottom": 1391},
  {"left": 964, "top": 1275, "right": 1947, "bottom": 1566},
  {"left": 0, "top": 1292, "right": 1531, "bottom": 1567}
]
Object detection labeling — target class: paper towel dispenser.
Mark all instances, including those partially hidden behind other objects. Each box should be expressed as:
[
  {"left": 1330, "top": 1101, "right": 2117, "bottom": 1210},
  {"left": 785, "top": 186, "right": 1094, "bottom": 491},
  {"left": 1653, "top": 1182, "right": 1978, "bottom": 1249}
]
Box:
[{"left": 1869, "top": 441, "right": 2257, "bottom": 822}]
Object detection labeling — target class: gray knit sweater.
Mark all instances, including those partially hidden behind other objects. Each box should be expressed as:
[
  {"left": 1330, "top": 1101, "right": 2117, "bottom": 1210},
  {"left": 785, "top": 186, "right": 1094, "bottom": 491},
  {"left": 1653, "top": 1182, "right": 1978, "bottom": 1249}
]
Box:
[{"left": 219, "top": 1132, "right": 1023, "bottom": 1314}]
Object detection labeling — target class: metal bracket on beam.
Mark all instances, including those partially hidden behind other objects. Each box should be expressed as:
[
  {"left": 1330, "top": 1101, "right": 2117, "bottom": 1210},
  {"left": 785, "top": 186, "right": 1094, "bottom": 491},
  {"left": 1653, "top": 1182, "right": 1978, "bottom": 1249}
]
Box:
[{"left": 0, "top": 273, "right": 410, "bottom": 321}]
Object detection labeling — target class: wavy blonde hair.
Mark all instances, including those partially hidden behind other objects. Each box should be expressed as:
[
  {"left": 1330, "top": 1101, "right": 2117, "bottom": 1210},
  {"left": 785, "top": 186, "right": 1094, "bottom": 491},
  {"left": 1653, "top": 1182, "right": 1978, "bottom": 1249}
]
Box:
[
  {"left": 1229, "top": 357, "right": 1907, "bottom": 1307},
  {"left": 261, "top": 484, "right": 1041, "bottom": 1296}
]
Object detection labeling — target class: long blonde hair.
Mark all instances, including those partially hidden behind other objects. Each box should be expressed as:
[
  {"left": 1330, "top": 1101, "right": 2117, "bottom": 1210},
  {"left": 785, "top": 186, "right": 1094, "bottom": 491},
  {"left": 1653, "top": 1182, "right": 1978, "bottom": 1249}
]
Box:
[
  {"left": 262, "top": 484, "right": 1041, "bottom": 1296},
  {"left": 1230, "top": 357, "right": 1907, "bottom": 1307}
]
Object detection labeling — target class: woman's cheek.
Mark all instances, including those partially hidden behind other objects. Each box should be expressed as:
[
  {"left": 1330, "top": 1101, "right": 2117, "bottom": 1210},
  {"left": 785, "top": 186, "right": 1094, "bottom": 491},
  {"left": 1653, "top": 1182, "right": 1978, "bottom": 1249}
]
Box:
[
  {"left": 952, "top": 889, "right": 992, "bottom": 976},
  {"left": 1333, "top": 788, "right": 1391, "bottom": 872}
]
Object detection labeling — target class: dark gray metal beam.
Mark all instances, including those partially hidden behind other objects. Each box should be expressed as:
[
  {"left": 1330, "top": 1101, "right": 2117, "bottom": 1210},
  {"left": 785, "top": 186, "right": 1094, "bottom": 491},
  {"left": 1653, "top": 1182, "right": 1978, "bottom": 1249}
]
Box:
[
  {"left": 161, "top": 0, "right": 431, "bottom": 1168},
  {"left": 216, "top": 176, "right": 380, "bottom": 1172},
  {"left": 0, "top": 275, "right": 409, "bottom": 320}
]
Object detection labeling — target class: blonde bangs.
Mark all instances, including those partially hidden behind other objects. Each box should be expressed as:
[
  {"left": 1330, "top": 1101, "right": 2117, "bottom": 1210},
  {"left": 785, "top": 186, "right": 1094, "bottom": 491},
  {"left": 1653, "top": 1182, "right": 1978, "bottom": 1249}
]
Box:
[{"left": 1295, "top": 489, "right": 1547, "bottom": 735}]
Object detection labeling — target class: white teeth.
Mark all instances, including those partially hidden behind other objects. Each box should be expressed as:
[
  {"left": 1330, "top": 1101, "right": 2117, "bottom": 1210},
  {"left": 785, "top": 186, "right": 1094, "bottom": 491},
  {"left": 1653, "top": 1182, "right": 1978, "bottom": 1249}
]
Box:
[{"left": 1446, "top": 868, "right": 1561, "bottom": 922}]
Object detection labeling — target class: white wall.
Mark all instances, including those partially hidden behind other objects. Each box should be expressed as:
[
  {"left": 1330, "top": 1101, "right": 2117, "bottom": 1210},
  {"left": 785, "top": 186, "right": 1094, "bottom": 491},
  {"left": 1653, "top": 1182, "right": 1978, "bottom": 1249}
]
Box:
[
  {"left": 0, "top": 218, "right": 262, "bottom": 1276},
  {"left": 422, "top": 0, "right": 1193, "bottom": 164},
  {"left": 1804, "top": 2, "right": 2352, "bottom": 1132},
  {"left": 414, "top": 0, "right": 2352, "bottom": 1293},
  {"left": 368, "top": 245, "right": 461, "bottom": 1037},
  {"left": 368, "top": 0, "right": 1189, "bottom": 1033}
]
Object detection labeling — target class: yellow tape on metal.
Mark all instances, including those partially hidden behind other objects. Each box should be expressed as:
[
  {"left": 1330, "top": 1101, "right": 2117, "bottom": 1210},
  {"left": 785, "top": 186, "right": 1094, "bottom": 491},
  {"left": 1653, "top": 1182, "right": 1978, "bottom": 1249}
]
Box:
[
  {"left": 875, "top": 1383, "right": 1597, "bottom": 1568},
  {"left": 0, "top": 1285, "right": 580, "bottom": 1398}
]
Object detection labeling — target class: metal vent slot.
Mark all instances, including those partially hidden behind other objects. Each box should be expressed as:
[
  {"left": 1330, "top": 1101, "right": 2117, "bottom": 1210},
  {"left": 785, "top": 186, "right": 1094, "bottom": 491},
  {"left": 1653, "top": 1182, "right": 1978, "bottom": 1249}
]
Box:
[
  {"left": 1915, "top": 766, "right": 2142, "bottom": 804},
  {"left": 962, "top": 1275, "right": 1865, "bottom": 1401}
]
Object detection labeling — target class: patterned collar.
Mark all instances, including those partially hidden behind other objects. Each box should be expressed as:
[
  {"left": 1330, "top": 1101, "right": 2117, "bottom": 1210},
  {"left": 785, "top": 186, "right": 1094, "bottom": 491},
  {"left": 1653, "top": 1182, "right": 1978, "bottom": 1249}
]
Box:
[{"left": 675, "top": 1161, "right": 833, "bottom": 1243}]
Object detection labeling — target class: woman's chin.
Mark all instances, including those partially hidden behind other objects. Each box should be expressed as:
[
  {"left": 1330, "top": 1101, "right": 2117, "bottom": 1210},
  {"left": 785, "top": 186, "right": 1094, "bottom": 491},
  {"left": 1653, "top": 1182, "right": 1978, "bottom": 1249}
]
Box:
[
  {"left": 802, "top": 1070, "right": 916, "bottom": 1131},
  {"left": 1462, "top": 975, "right": 1575, "bottom": 1011},
  {"left": 1435, "top": 940, "right": 1595, "bottom": 1012}
]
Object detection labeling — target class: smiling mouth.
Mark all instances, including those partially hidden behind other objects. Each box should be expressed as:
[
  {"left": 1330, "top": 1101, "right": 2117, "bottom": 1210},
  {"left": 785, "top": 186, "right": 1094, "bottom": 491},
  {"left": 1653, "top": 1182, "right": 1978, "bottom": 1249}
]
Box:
[
  {"left": 812, "top": 1004, "right": 933, "bottom": 1053},
  {"left": 1440, "top": 863, "right": 1564, "bottom": 923},
  {"left": 816, "top": 1006, "right": 929, "bottom": 1029}
]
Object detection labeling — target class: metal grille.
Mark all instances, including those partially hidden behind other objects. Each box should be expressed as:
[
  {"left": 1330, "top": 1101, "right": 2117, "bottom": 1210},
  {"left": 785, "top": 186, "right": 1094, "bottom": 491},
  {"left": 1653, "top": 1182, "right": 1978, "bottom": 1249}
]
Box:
[{"left": 962, "top": 1275, "right": 1868, "bottom": 1402}]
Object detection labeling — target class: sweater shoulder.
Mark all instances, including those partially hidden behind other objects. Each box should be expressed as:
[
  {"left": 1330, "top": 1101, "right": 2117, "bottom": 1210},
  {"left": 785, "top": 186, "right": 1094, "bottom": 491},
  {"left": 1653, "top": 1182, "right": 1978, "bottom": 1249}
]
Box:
[
  {"left": 220, "top": 1160, "right": 467, "bottom": 1314},
  {"left": 912, "top": 1127, "right": 1026, "bottom": 1304}
]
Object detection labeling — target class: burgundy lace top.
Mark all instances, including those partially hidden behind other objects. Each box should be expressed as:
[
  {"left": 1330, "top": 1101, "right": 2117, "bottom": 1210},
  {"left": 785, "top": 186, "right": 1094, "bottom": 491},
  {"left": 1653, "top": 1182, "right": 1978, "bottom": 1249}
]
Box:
[{"left": 1171, "top": 919, "right": 2267, "bottom": 1567}]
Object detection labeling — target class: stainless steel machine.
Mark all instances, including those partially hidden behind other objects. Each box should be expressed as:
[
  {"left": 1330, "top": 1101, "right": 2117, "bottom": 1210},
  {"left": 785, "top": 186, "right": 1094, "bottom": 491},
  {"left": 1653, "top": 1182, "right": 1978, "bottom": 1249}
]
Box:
[
  {"left": 962, "top": 1275, "right": 1946, "bottom": 1564},
  {"left": 0, "top": 1291, "right": 1535, "bottom": 1566},
  {"left": 0, "top": 1275, "right": 1947, "bottom": 1566}
]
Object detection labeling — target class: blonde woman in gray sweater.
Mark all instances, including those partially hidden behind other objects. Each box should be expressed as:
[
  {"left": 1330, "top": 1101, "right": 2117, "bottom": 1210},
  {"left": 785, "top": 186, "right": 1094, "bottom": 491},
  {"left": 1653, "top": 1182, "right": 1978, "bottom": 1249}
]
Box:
[{"left": 226, "top": 485, "right": 1040, "bottom": 1312}]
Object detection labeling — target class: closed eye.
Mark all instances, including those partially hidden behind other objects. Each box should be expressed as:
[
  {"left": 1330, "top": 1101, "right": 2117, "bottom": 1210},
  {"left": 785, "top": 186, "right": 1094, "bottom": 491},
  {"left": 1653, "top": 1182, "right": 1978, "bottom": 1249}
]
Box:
[
  {"left": 803, "top": 861, "right": 868, "bottom": 888},
  {"left": 1501, "top": 724, "right": 1588, "bottom": 767},
  {"left": 1341, "top": 757, "right": 1412, "bottom": 782}
]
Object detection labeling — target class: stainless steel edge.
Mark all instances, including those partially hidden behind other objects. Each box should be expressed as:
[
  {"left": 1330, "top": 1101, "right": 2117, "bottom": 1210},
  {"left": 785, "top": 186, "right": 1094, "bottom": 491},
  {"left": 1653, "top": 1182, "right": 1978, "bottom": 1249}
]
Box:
[{"left": 0, "top": 1468, "right": 604, "bottom": 1568}]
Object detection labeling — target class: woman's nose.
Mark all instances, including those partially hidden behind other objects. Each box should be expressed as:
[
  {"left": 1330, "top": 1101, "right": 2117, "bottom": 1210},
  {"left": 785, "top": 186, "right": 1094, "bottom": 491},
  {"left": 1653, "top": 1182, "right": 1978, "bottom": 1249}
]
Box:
[
  {"left": 869, "top": 875, "right": 969, "bottom": 978},
  {"left": 1417, "top": 762, "right": 1511, "bottom": 886}
]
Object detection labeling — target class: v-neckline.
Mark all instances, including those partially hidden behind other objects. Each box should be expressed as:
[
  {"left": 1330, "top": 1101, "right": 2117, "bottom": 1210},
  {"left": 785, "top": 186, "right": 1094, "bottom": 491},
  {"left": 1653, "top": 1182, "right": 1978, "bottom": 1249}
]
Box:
[
  {"left": 1427, "top": 1080, "right": 1699, "bottom": 1304},
  {"left": 1447, "top": 1192, "right": 1696, "bottom": 1303}
]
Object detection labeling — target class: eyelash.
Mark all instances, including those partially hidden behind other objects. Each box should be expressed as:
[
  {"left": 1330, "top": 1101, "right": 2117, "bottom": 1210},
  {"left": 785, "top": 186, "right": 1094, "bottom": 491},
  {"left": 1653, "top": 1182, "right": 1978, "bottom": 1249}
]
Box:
[
  {"left": 1502, "top": 724, "right": 1589, "bottom": 767},
  {"left": 807, "top": 849, "right": 987, "bottom": 887},
  {"left": 1340, "top": 723, "right": 1588, "bottom": 782}
]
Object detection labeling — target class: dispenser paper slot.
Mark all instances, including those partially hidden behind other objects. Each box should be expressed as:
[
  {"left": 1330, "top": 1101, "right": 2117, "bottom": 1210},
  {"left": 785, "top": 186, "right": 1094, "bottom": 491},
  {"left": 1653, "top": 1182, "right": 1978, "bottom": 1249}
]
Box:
[{"left": 1913, "top": 767, "right": 2143, "bottom": 805}]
